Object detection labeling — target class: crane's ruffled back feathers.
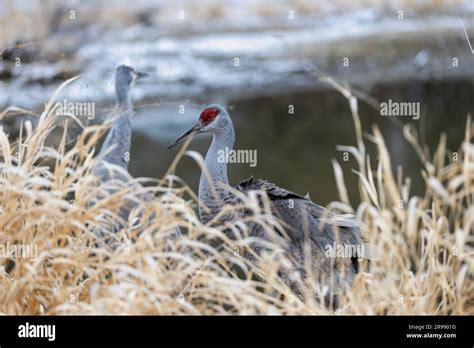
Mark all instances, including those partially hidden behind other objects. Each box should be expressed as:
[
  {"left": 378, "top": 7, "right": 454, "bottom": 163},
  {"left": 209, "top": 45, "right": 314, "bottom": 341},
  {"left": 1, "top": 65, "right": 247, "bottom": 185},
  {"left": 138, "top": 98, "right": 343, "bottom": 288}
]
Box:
[{"left": 237, "top": 176, "right": 361, "bottom": 245}]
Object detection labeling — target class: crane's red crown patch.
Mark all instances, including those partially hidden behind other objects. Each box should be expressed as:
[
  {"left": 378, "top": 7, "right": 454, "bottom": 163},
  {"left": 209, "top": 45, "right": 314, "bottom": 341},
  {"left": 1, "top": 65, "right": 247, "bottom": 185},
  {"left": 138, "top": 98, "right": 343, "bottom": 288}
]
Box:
[{"left": 199, "top": 108, "right": 219, "bottom": 124}]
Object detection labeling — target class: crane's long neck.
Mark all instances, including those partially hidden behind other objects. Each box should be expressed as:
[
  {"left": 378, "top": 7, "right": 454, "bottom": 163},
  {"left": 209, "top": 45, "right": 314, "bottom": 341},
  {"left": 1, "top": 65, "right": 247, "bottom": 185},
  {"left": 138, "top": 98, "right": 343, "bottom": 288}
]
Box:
[
  {"left": 98, "top": 86, "right": 133, "bottom": 169},
  {"left": 116, "top": 82, "right": 133, "bottom": 111},
  {"left": 199, "top": 123, "right": 235, "bottom": 224}
]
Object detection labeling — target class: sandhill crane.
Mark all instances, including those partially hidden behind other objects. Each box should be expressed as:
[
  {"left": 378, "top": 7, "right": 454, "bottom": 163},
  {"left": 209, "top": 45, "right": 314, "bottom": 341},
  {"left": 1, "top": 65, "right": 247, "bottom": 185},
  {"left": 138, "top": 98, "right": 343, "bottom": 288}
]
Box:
[
  {"left": 89, "top": 65, "right": 150, "bottom": 244},
  {"left": 91, "top": 65, "right": 148, "bottom": 181},
  {"left": 167, "top": 104, "right": 364, "bottom": 301}
]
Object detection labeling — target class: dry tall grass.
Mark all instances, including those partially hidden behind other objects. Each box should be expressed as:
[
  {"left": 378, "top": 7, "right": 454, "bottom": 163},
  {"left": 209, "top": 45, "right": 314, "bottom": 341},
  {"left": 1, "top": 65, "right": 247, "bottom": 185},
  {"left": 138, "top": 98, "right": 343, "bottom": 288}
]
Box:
[{"left": 0, "top": 77, "right": 473, "bottom": 315}]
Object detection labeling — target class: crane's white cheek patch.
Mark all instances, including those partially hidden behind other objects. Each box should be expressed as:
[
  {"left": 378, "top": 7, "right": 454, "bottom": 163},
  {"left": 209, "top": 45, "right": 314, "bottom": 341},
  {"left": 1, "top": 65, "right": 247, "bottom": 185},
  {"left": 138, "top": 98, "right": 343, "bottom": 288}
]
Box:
[{"left": 217, "top": 147, "right": 257, "bottom": 167}]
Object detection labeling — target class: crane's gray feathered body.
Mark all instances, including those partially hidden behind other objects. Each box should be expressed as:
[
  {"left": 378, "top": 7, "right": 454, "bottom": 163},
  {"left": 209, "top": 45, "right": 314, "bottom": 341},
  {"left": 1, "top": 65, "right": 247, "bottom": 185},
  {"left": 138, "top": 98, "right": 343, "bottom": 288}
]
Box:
[
  {"left": 168, "top": 104, "right": 363, "bottom": 299},
  {"left": 236, "top": 176, "right": 361, "bottom": 296}
]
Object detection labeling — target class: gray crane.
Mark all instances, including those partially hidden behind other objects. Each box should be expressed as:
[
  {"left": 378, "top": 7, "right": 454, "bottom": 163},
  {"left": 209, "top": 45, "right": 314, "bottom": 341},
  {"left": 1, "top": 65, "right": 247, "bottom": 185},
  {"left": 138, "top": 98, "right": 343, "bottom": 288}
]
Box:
[
  {"left": 89, "top": 65, "right": 181, "bottom": 248},
  {"left": 167, "top": 104, "right": 364, "bottom": 302},
  {"left": 91, "top": 65, "right": 148, "bottom": 182},
  {"left": 89, "top": 65, "right": 149, "bottom": 244}
]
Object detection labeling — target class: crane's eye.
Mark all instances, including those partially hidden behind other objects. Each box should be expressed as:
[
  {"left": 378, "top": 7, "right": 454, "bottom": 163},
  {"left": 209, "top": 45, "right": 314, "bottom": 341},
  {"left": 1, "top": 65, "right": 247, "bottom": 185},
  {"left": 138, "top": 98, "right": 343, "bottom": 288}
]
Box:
[{"left": 199, "top": 108, "right": 219, "bottom": 124}]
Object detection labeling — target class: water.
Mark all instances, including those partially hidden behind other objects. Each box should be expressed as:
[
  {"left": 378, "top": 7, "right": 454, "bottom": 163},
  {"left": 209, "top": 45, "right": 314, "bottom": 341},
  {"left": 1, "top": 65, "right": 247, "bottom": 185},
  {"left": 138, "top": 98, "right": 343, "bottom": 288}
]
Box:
[
  {"left": 2, "top": 1, "right": 474, "bottom": 205},
  {"left": 134, "top": 78, "right": 474, "bottom": 205}
]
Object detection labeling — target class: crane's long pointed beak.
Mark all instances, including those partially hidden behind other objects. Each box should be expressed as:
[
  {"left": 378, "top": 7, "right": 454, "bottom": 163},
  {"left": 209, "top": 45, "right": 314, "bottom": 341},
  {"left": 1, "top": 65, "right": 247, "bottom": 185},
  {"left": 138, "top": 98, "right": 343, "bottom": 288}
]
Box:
[
  {"left": 136, "top": 71, "right": 149, "bottom": 79},
  {"left": 167, "top": 124, "right": 200, "bottom": 149}
]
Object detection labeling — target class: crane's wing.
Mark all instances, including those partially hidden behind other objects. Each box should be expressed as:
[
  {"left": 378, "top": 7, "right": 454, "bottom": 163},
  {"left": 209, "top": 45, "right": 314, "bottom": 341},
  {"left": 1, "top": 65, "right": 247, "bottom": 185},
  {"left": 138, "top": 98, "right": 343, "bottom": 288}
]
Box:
[
  {"left": 237, "top": 176, "right": 304, "bottom": 200},
  {"left": 236, "top": 176, "right": 363, "bottom": 272}
]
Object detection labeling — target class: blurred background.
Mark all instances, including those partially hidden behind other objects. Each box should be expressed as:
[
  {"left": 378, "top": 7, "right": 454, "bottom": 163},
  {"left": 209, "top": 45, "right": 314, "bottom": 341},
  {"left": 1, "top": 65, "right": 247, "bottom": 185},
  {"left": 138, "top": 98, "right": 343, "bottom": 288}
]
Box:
[{"left": 1, "top": 0, "right": 474, "bottom": 204}]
